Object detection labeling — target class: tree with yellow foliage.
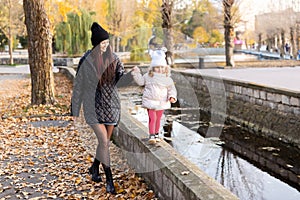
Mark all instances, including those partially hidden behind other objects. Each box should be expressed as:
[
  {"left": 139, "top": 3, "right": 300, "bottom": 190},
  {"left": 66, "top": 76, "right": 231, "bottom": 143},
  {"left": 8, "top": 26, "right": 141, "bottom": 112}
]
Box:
[
  {"left": 0, "top": 0, "right": 25, "bottom": 65},
  {"left": 193, "top": 26, "right": 209, "bottom": 45},
  {"left": 209, "top": 29, "right": 224, "bottom": 47}
]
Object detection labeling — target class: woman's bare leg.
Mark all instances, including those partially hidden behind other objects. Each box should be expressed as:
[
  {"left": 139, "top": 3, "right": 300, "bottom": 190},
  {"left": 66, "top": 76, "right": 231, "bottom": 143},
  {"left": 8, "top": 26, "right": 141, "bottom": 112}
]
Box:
[
  {"left": 106, "top": 125, "right": 114, "bottom": 140},
  {"left": 90, "top": 124, "right": 111, "bottom": 166}
]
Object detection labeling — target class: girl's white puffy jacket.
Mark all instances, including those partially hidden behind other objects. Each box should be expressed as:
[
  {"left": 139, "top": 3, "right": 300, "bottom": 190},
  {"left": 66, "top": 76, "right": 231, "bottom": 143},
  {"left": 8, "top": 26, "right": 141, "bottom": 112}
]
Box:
[{"left": 132, "top": 71, "right": 177, "bottom": 110}]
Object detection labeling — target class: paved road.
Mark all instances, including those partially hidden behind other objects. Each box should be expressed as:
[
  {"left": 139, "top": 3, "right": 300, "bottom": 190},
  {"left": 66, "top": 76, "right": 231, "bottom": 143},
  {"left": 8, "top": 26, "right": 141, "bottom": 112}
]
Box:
[
  {"left": 1, "top": 64, "right": 300, "bottom": 93},
  {"left": 0, "top": 65, "right": 30, "bottom": 74},
  {"left": 181, "top": 66, "right": 300, "bottom": 93},
  {"left": 0, "top": 64, "right": 60, "bottom": 75}
]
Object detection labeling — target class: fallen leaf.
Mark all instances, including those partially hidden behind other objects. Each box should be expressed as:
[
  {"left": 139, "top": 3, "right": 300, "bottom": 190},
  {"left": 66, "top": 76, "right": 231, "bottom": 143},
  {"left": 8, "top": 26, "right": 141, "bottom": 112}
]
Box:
[
  {"left": 181, "top": 171, "right": 190, "bottom": 175},
  {"left": 0, "top": 74, "right": 158, "bottom": 200}
]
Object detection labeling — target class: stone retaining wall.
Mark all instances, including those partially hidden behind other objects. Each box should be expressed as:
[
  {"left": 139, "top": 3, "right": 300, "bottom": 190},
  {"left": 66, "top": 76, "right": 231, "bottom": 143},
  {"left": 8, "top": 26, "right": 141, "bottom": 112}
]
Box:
[
  {"left": 0, "top": 57, "right": 79, "bottom": 67},
  {"left": 172, "top": 70, "right": 300, "bottom": 148}
]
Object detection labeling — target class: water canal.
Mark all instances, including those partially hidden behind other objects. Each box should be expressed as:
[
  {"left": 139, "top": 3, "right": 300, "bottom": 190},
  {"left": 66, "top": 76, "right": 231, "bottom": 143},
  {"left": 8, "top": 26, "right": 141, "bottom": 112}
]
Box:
[{"left": 122, "top": 90, "right": 300, "bottom": 200}]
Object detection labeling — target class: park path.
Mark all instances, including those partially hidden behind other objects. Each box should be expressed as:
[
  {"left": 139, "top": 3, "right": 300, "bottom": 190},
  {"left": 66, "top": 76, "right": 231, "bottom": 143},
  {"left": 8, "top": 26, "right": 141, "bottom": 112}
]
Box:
[
  {"left": 0, "top": 73, "right": 157, "bottom": 200},
  {"left": 180, "top": 65, "right": 300, "bottom": 93}
]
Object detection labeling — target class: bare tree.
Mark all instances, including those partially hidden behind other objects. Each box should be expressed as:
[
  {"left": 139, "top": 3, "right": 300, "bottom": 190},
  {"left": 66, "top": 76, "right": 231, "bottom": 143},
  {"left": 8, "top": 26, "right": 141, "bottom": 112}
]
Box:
[
  {"left": 23, "top": 0, "right": 55, "bottom": 105},
  {"left": 255, "top": 7, "right": 300, "bottom": 58},
  {"left": 290, "top": 26, "right": 297, "bottom": 58},
  {"left": 280, "top": 29, "right": 285, "bottom": 58},
  {"left": 297, "top": 22, "right": 300, "bottom": 58},
  {"left": 223, "top": 0, "right": 235, "bottom": 67},
  {"left": 161, "top": 0, "right": 174, "bottom": 66}
]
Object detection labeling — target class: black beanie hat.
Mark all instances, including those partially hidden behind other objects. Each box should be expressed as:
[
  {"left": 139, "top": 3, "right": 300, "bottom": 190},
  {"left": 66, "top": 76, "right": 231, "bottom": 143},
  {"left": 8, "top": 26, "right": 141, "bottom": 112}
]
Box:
[{"left": 91, "top": 22, "right": 109, "bottom": 47}]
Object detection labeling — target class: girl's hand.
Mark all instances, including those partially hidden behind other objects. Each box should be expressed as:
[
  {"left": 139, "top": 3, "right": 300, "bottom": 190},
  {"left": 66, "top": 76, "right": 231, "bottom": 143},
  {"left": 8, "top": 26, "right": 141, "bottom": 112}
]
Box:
[
  {"left": 169, "top": 97, "right": 176, "bottom": 103},
  {"left": 132, "top": 66, "right": 140, "bottom": 73}
]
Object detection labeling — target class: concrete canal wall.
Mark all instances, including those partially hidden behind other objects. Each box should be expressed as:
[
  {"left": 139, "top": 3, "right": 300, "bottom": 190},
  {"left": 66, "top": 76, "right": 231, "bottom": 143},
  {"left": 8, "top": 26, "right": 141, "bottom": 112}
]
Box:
[{"left": 172, "top": 70, "right": 300, "bottom": 149}]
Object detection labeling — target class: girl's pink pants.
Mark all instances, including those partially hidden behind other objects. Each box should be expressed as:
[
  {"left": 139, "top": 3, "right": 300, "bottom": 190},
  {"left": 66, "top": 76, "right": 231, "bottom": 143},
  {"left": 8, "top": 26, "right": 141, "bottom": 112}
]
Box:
[{"left": 147, "top": 109, "right": 164, "bottom": 135}]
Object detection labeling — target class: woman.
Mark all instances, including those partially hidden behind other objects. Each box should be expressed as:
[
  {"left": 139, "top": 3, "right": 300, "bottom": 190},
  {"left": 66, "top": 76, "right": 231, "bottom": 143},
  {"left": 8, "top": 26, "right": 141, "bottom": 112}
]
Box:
[{"left": 71, "top": 22, "right": 124, "bottom": 194}]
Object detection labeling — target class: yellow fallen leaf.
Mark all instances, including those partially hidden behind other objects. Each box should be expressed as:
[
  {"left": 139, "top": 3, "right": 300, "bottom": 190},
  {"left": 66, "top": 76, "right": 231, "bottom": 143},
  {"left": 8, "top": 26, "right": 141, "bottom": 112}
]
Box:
[
  {"left": 86, "top": 155, "right": 93, "bottom": 162},
  {"left": 75, "top": 177, "right": 82, "bottom": 185},
  {"left": 116, "top": 188, "right": 125, "bottom": 194}
]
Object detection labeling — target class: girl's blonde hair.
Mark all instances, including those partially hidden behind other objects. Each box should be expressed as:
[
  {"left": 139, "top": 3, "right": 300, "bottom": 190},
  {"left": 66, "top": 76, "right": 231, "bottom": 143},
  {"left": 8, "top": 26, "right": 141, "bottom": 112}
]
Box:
[{"left": 148, "top": 66, "right": 170, "bottom": 77}]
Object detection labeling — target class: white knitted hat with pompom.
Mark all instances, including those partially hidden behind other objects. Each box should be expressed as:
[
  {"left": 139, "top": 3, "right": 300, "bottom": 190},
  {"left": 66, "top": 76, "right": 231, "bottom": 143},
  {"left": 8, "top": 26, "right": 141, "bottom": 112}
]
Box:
[{"left": 149, "top": 49, "right": 168, "bottom": 67}]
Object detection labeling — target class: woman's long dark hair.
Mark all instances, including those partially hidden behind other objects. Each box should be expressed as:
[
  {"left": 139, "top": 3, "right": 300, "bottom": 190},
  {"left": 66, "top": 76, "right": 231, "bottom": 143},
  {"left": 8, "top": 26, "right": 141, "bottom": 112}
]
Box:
[{"left": 92, "top": 45, "right": 116, "bottom": 86}]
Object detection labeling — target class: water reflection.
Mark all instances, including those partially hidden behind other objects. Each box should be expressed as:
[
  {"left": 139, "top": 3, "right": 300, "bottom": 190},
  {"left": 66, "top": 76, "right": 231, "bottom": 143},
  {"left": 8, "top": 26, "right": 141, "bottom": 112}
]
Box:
[
  {"left": 128, "top": 101, "right": 300, "bottom": 200},
  {"left": 174, "top": 120, "right": 300, "bottom": 200}
]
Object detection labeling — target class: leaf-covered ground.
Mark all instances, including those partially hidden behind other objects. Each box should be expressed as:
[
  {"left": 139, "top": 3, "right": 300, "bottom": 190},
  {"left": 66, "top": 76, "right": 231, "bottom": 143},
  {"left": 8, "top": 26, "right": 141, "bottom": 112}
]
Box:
[{"left": 0, "top": 73, "right": 158, "bottom": 200}]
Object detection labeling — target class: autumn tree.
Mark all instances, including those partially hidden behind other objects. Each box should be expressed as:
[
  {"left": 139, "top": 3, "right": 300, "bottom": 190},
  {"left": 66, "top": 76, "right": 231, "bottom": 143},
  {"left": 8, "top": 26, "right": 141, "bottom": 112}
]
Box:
[
  {"left": 118, "top": 1, "right": 138, "bottom": 52},
  {"left": 182, "top": 9, "right": 205, "bottom": 38},
  {"left": 115, "top": 0, "right": 137, "bottom": 52},
  {"left": 106, "top": 0, "right": 120, "bottom": 52},
  {"left": 45, "top": 0, "right": 80, "bottom": 32},
  {"left": 0, "top": 0, "right": 25, "bottom": 65},
  {"left": 55, "top": 22, "right": 72, "bottom": 54},
  {"left": 54, "top": 10, "right": 92, "bottom": 55},
  {"left": 23, "top": 0, "right": 55, "bottom": 105},
  {"left": 0, "top": 29, "right": 7, "bottom": 51},
  {"left": 209, "top": 29, "right": 224, "bottom": 46},
  {"left": 128, "top": 0, "right": 159, "bottom": 61},
  {"left": 193, "top": 26, "right": 209, "bottom": 44}
]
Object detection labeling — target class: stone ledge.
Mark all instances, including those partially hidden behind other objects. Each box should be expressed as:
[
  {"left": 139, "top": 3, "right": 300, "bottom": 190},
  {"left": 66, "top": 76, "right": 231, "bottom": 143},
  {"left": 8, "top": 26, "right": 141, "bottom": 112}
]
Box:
[
  {"left": 58, "top": 66, "right": 76, "bottom": 81},
  {"left": 113, "top": 105, "right": 238, "bottom": 200},
  {"left": 0, "top": 57, "right": 80, "bottom": 67}
]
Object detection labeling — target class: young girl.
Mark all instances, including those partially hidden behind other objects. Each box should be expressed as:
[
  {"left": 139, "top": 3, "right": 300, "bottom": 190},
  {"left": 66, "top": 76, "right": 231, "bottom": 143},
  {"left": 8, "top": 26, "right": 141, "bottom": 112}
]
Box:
[{"left": 131, "top": 49, "right": 177, "bottom": 144}]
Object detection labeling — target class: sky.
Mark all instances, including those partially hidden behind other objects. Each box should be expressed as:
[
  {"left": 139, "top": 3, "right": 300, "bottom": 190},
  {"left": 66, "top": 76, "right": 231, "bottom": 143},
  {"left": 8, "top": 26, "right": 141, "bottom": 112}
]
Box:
[
  {"left": 237, "top": 0, "right": 300, "bottom": 31},
  {"left": 238, "top": 0, "right": 270, "bottom": 30}
]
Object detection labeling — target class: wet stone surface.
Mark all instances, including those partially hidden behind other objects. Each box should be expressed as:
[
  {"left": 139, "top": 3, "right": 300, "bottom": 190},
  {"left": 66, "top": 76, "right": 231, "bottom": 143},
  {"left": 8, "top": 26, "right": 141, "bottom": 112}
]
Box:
[{"left": 169, "top": 108, "right": 300, "bottom": 191}]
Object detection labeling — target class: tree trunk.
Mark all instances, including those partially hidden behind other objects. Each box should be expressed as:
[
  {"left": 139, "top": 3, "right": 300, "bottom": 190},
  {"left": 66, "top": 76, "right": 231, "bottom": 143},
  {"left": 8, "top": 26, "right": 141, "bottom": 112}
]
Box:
[
  {"left": 274, "top": 35, "right": 277, "bottom": 51},
  {"left": 223, "top": 0, "right": 235, "bottom": 67},
  {"left": 111, "top": 35, "right": 115, "bottom": 52},
  {"left": 116, "top": 36, "right": 120, "bottom": 52},
  {"left": 280, "top": 29, "right": 285, "bottom": 58},
  {"left": 290, "top": 27, "right": 297, "bottom": 59},
  {"left": 23, "top": 0, "right": 55, "bottom": 105},
  {"left": 162, "top": 0, "right": 174, "bottom": 66},
  {"left": 266, "top": 36, "right": 272, "bottom": 52},
  {"left": 8, "top": 36, "right": 13, "bottom": 65},
  {"left": 297, "top": 23, "right": 300, "bottom": 57},
  {"left": 276, "top": 33, "right": 280, "bottom": 52},
  {"left": 257, "top": 33, "right": 262, "bottom": 52},
  {"left": 8, "top": 0, "right": 14, "bottom": 65}
]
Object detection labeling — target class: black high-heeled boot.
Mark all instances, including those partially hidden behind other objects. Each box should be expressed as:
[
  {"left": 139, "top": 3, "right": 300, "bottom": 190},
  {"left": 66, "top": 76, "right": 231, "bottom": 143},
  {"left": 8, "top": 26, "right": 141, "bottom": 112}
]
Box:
[
  {"left": 102, "top": 164, "right": 116, "bottom": 194},
  {"left": 88, "top": 159, "right": 102, "bottom": 183}
]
